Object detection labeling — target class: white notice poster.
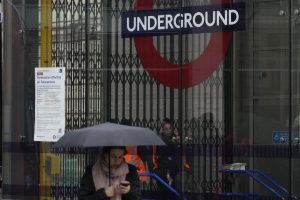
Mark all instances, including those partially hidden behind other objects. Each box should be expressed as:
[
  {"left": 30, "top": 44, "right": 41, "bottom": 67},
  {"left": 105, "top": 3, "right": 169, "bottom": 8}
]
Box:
[{"left": 34, "top": 67, "right": 65, "bottom": 142}]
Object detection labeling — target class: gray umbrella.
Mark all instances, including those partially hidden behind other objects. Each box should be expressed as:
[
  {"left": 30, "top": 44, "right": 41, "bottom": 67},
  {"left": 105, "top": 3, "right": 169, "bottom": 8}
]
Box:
[{"left": 53, "top": 122, "right": 165, "bottom": 148}]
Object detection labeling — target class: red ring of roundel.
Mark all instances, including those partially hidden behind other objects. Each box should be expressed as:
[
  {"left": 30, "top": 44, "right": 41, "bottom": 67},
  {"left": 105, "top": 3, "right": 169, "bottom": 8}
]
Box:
[{"left": 133, "top": 0, "right": 232, "bottom": 89}]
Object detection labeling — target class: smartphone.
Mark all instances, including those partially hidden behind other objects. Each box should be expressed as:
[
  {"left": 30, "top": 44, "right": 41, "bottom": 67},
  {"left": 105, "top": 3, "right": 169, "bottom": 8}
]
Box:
[{"left": 120, "top": 182, "right": 130, "bottom": 186}]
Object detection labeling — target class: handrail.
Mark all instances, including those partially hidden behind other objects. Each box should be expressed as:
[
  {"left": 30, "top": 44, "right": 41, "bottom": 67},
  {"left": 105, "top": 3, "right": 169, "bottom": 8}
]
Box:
[
  {"left": 221, "top": 192, "right": 256, "bottom": 200},
  {"left": 139, "top": 172, "right": 187, "bottom": 200},
  {"left": 219, "top": 169, "right": 296, "bottom": 200},
  {"left": 253, "top": 169, "right": 289, "bottom": 195}
]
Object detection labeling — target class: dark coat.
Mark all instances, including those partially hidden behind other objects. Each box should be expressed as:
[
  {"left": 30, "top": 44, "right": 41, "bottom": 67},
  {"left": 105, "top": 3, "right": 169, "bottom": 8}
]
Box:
[
  {"left": 78, "top": 163, "right": 142, "bottom": 200},
  {"left": 155, "top": 133, "right": 180, "bottom": 175}
]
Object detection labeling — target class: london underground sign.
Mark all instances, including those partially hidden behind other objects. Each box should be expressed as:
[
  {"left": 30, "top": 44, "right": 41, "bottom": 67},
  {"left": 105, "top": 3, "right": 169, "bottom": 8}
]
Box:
[
  {"left": 122, "top": 2, "right": 245, "bottom": 37},
  {"left": 122, "top": 0, "right": 245, "bottom": 88}
]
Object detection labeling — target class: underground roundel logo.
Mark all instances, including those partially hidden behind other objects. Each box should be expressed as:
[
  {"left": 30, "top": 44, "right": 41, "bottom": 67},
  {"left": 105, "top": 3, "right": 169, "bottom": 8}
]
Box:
[{"left": 133, "top": 0, "right": 232, "bottom": 89}]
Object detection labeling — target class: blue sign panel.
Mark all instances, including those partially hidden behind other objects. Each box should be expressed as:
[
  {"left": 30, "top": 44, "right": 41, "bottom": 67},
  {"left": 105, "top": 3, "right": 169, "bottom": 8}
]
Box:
[
  {"left": 122, "top": 2, "right": 245, "bottom": 38},
  {"left": 272, "top": 131, "right": 289, "bottom": 144}
]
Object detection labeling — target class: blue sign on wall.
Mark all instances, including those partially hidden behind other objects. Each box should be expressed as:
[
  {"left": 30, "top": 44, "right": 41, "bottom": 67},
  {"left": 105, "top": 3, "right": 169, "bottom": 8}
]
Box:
[
  {"left": 122, "top": 2, "right": 245, "bottom": 38},
  {"left": 272, "top": 131, "right": 289, "bottom": 144}
]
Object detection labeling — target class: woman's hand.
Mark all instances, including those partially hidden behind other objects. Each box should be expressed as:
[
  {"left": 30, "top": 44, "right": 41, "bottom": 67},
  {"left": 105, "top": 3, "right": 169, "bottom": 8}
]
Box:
[
  {"left": 117, "top": 181, "right": 131, "bottom": 194},
  {"left": 104, "top": 185, "right": 116, "bottom": 197}
]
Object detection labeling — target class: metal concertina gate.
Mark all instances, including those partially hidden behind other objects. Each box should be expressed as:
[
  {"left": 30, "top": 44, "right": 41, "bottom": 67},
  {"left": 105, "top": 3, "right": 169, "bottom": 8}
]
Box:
[{"left": 51, "top": 0, "right": 225, "bottom": 199}]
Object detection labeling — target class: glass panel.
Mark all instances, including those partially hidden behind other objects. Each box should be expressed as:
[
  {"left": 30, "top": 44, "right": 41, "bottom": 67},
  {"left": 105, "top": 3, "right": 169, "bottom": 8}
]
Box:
[
  {"left": 292, "top": 0, "right": 300, "bottom": 198},
  {"left": 234, "top": 0, "right": 291, "bottom": 199},
  {"left": 3, "top": 0, "right": 299, "bottom": 199},
  {"left": 183, "top": 0, "right": 224, "bottom": 198},
  {"left": 2, "top": 1, "right": 40, "bottom": 198},
  {"left": 108, "top": 1, "right": 184, "bottom": 199}
]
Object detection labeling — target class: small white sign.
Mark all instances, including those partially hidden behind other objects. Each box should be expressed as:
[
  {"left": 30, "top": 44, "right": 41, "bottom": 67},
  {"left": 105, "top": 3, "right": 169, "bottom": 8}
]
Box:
[{"left": 34, "top": 67, "right": 66, "bottom": 142}]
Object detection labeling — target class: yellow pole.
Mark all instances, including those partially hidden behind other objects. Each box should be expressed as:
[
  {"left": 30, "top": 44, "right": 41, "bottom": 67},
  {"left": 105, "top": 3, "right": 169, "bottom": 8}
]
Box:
[
  {"left": 40, "top": 0, "right": 52, "bottom": 66},
  {"left": 40, "top": 0, "right": 52, "bottom": 200}
]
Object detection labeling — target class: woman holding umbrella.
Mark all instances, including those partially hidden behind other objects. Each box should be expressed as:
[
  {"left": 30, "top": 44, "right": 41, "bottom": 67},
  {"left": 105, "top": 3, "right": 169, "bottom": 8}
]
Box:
[{"left": 78, "top": 146, "right": 142, "bottom": 200}]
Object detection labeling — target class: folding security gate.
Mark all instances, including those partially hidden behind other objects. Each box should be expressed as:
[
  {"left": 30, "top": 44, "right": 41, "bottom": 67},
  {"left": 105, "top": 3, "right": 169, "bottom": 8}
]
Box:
[{"left": 51, "top": 0, "right": 226, "bottom": 198}]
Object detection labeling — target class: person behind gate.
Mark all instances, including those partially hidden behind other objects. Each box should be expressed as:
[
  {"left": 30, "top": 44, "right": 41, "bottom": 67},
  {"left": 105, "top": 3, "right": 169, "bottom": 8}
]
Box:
[
  {"left": 124, "top": 146, "right": 147, "bottom": 182},
  {"left": 153, "top": 118, "right": 181, "bottom": 189}
]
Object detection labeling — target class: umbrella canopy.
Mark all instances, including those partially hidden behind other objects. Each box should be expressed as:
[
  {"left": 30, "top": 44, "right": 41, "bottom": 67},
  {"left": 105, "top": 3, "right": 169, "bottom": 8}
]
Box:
[{"left": 53, "top": 122, "right": 165, "bottom": 148}]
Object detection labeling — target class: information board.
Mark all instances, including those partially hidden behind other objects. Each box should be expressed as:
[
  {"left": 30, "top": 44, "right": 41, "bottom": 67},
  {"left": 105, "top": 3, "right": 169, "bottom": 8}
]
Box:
[{"left": 34, "top": 67, "right": 65, "bottom": 142}]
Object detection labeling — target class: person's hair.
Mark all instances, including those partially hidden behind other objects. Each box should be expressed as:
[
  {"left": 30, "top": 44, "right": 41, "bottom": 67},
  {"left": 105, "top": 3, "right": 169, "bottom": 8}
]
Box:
[
  {"left": 162, "top": 118, "right": 173, "bottom": 128},
  {"left": 101, "top": 146, "right": 127, "bottom": 157},
  {"left": 163, "top": 118, "right": 172, "bottom": 125}
]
